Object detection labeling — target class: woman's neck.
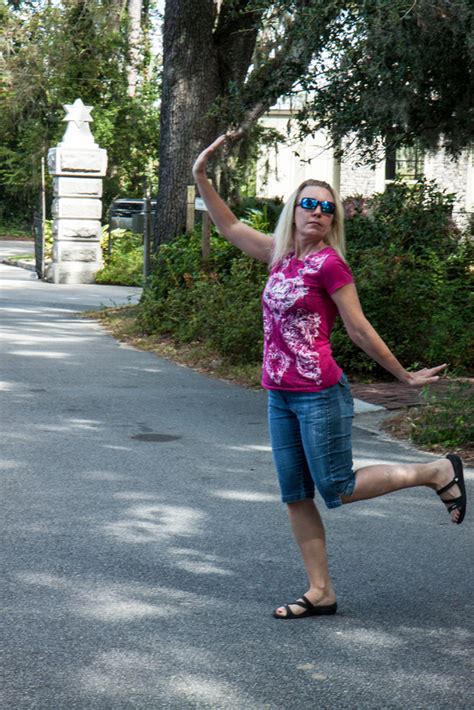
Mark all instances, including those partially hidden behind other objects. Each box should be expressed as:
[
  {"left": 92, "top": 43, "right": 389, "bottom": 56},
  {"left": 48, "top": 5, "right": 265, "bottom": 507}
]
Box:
[{"left": 293, "top": 238, "right": 327, "bottom": 260}]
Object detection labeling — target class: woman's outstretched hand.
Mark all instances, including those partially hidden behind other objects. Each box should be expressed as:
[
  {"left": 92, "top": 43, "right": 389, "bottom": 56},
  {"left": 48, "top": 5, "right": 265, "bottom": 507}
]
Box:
[
  {"left": 404, "top": 363, "right": 448, "bottom": 386},
  {"left": 192, "top": 134, "right": 228, "bottom": 177}
]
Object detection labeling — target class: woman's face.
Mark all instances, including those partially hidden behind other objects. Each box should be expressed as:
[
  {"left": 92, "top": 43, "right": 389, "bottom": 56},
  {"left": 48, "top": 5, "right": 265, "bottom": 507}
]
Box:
[{"left": 293, "top": 185, "right": 335, "bottom": 245}]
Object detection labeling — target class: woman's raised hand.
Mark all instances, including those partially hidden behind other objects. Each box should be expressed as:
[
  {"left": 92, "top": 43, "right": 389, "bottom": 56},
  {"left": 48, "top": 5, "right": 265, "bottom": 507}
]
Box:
[
  {"left": 405, "top": 363, "right": 448, "bottom": 386},
  {"left": 192, "top": 134, "right": 228, "bottom": 177}
]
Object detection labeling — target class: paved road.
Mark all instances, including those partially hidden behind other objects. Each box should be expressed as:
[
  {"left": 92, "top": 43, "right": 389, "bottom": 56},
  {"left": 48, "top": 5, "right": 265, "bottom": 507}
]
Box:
[
  {"left": 0, "top": 239, "right": 35, "bottom": 259},
  {"left": 1, "top": 262, "right": 472, "bottom": 709},
  {"left": 0, "top": 238, "right": 35, "bottom": 271}
]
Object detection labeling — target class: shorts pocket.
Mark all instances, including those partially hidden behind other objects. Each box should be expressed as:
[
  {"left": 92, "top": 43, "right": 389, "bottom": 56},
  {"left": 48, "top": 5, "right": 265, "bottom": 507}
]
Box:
[{"left": 337, "top": 373, "right": 354, "bottom": 408}]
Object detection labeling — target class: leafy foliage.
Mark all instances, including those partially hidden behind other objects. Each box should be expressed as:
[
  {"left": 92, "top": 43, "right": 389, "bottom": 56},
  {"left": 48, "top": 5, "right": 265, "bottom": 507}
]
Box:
[
  {"left": 0, "top": 216, "right": 30, "bottom": 238},
  {"left": 235, "top": 196, "right": 284, "bottom": 231},
  {"left": 0, "top": 1, "right": 160, "bottom": 224},
  {"left": 139, "top": 230, "right": 268, "bottom": 363},
  {"left": 297, "top": 0, "right": 474, "bottom": 158},
  {"left": 95, "top": 228, "right": 144, "bottom": 286},
  {"left": 140, "top": 181, "right": 473, "bottom": 377},
  {"left": 409, "top": 384, "right": 474, "bottom": 448},
  {"left": 331, "top": 181, "right": 473, "bottom": 375}
]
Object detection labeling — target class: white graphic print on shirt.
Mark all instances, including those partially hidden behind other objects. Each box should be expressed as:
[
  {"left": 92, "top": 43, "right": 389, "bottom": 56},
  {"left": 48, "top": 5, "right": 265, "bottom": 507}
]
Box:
[
  {"left": 265, "top": 343, "right": 292, "bottom": 385},
  {"left": 263, "top": 253, "right": 329, "bottom": 384},
  {"left": 262, "top": 272, "right": 309, "bottom": 317},
  {"left": 280, "top": 310, "right": 323, "bottom": 383}
]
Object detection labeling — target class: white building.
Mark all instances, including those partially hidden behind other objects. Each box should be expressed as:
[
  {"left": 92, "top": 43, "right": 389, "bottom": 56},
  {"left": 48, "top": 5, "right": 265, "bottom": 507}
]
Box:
[{"left": 256, "top": 100, "right": 474, "bottom": 225}]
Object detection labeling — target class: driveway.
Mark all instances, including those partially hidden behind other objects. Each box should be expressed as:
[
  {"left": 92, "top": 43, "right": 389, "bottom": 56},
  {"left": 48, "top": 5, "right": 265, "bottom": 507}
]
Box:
[
  {"left": 0, "top": 238, "right": 35, "bottom": 260},
  {"left": 1, "top": 262, "right": 472, "bottom": 709}
]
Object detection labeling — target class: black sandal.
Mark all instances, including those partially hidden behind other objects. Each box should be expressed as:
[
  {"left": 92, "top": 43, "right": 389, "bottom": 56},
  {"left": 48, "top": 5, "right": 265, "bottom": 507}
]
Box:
[
  {"left": 436, "top": 454, "right": 467, "bottom": 525},
  {"left": 273, "top": 594, "right": 337, "bottom": 619}
]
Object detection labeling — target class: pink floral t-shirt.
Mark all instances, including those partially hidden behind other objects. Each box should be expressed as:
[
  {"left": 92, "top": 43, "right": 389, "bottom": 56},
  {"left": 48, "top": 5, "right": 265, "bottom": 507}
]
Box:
[{"left": 261, "top": 246, "right": 353, "bottom": 391}]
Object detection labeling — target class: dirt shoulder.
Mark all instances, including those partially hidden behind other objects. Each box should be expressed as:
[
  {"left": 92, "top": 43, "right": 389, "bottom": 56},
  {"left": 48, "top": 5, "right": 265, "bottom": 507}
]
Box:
[{"left": 380, "top": 407, "right": 473, "bottom": 466}]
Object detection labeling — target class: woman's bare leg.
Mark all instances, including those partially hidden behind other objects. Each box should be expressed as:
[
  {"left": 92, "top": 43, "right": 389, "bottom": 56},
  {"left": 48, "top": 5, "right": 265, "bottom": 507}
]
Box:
[
  {"left": 275, "top": 458, "right": 462, "bottom": 617},
  {"left": 274, "top": 499, "right": 336, "bottom": 618},
  {"left": 341, "top": 457, "right": 461, "bottom": 522}
]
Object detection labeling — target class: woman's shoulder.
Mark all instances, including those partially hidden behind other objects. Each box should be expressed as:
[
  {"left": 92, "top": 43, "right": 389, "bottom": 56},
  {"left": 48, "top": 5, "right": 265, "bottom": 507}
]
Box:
[
  {"left": 317, "top": 248, "right": 353, "bottom": 291},
  {"left": 314, "top": 247, "right": 351, "bottom": 269},
  {"left": 320, "top": 245, "right": 344, "bottom": 260},
  {"left": 305, "top": 246, "right": 344, "bottom": 267}
]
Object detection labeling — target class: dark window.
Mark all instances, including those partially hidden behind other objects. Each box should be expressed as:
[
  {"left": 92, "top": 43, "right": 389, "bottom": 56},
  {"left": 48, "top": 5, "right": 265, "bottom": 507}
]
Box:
[
  {"left": 385, "top": 145, "right": 424, "bottom": 185},
  {"left": 385, "top": 148, "right": 396, "bottom": 182},
  {"left": 396, "top": 145, "right": 424, "bottom": 180}
]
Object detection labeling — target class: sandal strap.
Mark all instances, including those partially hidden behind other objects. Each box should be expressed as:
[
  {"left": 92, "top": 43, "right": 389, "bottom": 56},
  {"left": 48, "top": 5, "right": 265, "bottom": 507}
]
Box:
[
  {"left": 282, "top": 602, "right": 305, "bottom": 619},
  {"left": 301, "top": 594, "right": 316, "bottom": 610},
  {"left": 283, "top": 597, "right": 311, "bottom": 618},
  {"left": 292, "top": 598, "right": 310, "bottom": 610},
  {"left": 445, "top": 496, "right": 463, "bottom": 513},
  {"left": 436, "top": 476, "right": 459, "bottom": 497},
  {"left": 278, "top": 595, "right": 322, "bottom": 618}
]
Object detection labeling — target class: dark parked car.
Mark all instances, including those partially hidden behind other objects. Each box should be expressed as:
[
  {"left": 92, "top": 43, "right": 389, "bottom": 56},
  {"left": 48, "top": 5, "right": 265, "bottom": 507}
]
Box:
[{"left": 108, "top": 198, "right": 157, "bottom": 231}]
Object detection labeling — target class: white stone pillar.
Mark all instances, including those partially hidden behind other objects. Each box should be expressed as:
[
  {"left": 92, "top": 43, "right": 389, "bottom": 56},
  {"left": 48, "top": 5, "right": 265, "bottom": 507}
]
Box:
[{"left": 47, "top": 99, "right": 107, "bottom": 284}]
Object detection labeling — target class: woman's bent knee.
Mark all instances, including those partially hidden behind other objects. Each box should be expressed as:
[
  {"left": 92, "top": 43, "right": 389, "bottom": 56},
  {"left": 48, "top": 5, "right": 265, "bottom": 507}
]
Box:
[{"left": 316, "top": 471, "right": 356, "bottom": 509}]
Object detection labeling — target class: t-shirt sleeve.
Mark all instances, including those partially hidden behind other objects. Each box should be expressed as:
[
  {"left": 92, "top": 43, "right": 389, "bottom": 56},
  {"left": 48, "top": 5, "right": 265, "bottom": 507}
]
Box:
[{"left": 321, "top": 253, "right": 354, "bottom": 294}]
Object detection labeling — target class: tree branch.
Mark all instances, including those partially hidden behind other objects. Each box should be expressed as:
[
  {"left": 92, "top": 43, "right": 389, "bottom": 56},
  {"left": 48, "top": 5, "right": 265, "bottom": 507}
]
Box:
[
  {"left": 213, "top": 0, "right": 263, "bottom": 87},
  {"left": 221, "top": 1, "right": 342, "bottom": 136}
]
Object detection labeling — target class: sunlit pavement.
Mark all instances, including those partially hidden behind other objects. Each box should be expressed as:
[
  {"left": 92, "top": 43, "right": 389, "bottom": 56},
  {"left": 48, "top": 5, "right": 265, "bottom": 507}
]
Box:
[
  {"left": 1, "top": 262, "right": 472, "bottom": 709},
  {"left": 0, "top": 239, "right": 34, "bottom": 255}
]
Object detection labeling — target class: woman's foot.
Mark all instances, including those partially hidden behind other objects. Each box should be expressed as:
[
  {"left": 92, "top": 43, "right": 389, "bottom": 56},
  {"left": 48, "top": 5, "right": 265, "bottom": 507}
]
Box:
[
  {"left": 273, "top": 588, "right": 337, "bottom": 619},
  {"left": 430, "top": 456, "right": 465, "bottom": 523}
]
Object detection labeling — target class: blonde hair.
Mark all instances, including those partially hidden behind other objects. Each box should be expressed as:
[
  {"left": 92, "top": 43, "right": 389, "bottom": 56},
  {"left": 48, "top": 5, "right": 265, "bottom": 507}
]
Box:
[{"left": 270, "top": 179, "right": 346, "bottom": 268}]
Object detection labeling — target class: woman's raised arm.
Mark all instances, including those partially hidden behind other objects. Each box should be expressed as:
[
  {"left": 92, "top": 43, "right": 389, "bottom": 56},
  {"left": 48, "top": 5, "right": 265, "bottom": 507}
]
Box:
[{"left": 192, "top": 135, "right": 274, "bottom": 263}]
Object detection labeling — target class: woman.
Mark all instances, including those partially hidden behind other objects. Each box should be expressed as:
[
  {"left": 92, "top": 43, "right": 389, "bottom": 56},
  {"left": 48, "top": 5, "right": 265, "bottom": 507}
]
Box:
[{"left": 192, "top": 134, "right": 467, "bottom": 620}]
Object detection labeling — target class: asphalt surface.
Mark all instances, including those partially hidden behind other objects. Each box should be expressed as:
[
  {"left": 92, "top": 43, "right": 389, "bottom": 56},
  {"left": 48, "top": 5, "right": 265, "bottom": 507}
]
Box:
[
  {"left": 0, "top": 239, "right": 36, "bottom": 258},
  {"left": 1, "top": 261, "right": 472, "bottom": 710}
]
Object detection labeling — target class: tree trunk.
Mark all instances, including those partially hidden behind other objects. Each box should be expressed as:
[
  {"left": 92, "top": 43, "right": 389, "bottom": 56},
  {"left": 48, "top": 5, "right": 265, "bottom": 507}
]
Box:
[
  {"left": 153, "top": 0, "right": 222, "bottom": 250},
  {"left": 127, "top": 0, "right": 142, "bottom": 98},
  {"left": 152, "top": 0, "right": 332, "bottom": 251}
]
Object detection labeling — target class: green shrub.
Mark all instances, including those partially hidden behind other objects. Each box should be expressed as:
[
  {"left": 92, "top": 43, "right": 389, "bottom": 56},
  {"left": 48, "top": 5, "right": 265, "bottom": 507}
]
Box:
[
  {"left": 331, "top": 240, "right": 473, "bottom": 375},
  {"left": 139, "top": 230, "right": 267, "bottom": 364},
  {"left": 140, "top": 180, "right": 472, "bottom": 376},
  {"left": 234, "top": 196, "right": 284, "bottom": 232},
  {"left": 0, "top": 217, "right": 31, "bottom": 238},
  {"left": 198, "top": 256, "right": 267, "bottom": 362},
  {"left": 95, "top": 228, "right": 144, "bottom": 286},
  {"left": 344, "top": 180, "right": 458, "bottom": 256},
  {"left": 44, "top": 220, "right": 53, "bottom": 259},
  {"left": 332, "top": 180, "right": 473, "bottom": 376}
]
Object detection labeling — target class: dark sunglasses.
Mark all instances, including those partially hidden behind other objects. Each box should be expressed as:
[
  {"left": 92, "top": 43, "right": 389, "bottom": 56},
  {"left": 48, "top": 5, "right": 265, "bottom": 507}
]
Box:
[{"left": 297, "top": 197, "right": 336, "bottom": 214}]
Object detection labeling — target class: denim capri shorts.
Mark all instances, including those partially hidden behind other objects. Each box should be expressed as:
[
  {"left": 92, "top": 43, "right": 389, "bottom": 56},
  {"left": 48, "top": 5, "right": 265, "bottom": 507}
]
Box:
[{"left": 267, "top": 373, "right": 356, "bottom": 509}]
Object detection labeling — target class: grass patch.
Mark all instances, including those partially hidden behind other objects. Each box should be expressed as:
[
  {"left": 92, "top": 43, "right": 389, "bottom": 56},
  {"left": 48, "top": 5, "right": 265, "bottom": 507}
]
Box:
[
  {"left": 86, "top": 305, "right": 262, "bottom": 389},
  {"left": 5, "top": 253, "right": 35, "bottom": 262},
  {"left": 383, "top": 382, "right": 474, "bottom": 464},
  {"left": 410, "top": 383, "right": 473, "bottom": 448}
]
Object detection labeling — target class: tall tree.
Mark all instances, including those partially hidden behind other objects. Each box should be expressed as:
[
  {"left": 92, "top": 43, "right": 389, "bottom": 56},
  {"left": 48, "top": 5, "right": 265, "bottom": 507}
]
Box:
[
  {"left": 153, "top": 0, "right": 339, "bottom": 250},
  {"left": 0, "top": 0, "right": 160, "bottom": 221},
  {"left": 296, "top": 0, "right": 474, "bottom": 161},
  {"left": 154, "top": 0, "right": 474, "bottom": 250},
  {"left": 127, "top": 0, "right": 143, "bottom": 97}
]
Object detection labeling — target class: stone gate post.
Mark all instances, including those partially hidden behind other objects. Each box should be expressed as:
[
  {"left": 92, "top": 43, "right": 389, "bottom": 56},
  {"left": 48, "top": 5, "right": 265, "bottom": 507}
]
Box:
[{"left": 47, "top": 99, "right": 107, "bottom": 284}]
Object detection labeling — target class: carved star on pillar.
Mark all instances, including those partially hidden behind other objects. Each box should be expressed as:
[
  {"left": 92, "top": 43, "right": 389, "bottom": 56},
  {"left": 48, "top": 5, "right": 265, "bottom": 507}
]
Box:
[{"left": 63, "top": 98, "right": 93, "bottom": 127}]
